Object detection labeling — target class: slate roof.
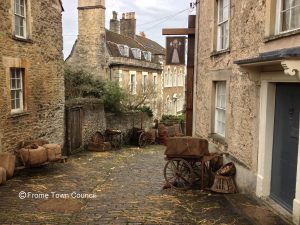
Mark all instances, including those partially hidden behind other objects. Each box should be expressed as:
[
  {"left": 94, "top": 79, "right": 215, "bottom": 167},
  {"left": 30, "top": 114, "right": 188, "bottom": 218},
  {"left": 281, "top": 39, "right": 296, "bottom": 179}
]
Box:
[
  {"left": 105, "top": 30, "right": 165, "bottom": 62},
  {"left": 135, "top": 35, "right": 165, "bottom": 55}
]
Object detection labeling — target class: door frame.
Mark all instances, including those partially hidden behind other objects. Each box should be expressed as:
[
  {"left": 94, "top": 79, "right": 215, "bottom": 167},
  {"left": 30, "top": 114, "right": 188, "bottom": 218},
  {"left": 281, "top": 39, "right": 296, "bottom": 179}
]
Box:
[{"left": 256, "top": 76, "right": 300, "bottom": 225}]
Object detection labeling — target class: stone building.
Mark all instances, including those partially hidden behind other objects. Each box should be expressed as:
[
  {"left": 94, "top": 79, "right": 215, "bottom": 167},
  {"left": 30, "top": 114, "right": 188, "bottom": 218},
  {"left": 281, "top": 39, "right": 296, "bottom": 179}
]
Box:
[
  {"left": 106, "top": 12, "right": 165, "bottom": 118},
  {"left": 194, "top": 0, "right": 300, "bottom": 223},
  {"left": 163, "top": 65, "right": 186, "bottom": 115},
  {"left": 66, "top": 0, "right": 165, "bottom": 117},
  {"left": 0, "top": 0, "right": 65, "bottom": 153}
]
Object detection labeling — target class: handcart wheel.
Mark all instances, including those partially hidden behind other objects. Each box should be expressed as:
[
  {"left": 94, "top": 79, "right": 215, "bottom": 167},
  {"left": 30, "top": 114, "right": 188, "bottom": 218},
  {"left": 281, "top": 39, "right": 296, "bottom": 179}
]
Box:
[
  {"left": 138, "top": 132, "right": 147, "bottom": 148},
  {"left": 164, "top": 158, "right": 195, "bottom": 190}
]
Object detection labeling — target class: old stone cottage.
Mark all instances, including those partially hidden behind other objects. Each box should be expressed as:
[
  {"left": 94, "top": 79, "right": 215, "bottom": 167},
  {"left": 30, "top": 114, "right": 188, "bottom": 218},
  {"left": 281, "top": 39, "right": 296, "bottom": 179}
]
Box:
[
  {"left": 66, "top": 0, "right": 165, "bottom": 118},
  {"left": 0, "top": 0, "right": 65, "bottom": 153},
  {"left": 194, "top": 0, "right": 300, "bottom": 223}
]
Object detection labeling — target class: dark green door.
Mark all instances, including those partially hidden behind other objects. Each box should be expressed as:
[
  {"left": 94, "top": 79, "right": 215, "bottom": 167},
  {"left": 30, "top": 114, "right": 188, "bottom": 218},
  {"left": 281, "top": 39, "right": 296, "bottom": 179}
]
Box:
[{"left": 271, "top": 83, "right": 300, "bottom": 211}]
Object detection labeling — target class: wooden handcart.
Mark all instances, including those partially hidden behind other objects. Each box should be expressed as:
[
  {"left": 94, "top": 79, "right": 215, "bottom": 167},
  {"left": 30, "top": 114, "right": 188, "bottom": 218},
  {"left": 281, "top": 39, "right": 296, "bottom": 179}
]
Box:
[{"left": 164, "top": 137, "right": 221, "bottom": 190}]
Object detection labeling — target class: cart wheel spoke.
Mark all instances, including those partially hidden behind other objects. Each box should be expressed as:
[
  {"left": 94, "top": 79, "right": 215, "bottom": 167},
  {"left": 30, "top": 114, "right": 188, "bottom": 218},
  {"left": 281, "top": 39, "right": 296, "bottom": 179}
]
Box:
[{"left": 164, "top": 158, "right": 195, "bottom": 190}]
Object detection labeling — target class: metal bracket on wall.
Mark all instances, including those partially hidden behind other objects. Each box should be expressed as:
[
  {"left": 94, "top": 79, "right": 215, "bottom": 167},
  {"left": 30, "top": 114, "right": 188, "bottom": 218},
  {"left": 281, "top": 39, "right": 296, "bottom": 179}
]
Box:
[{"left": 281, "top": 60, "right": 300, "bottom": 81}]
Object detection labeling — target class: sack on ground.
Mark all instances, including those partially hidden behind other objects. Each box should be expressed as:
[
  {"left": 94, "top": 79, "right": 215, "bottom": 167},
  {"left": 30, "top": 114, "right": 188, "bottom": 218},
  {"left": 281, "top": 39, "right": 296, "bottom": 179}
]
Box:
[
  {"left": 20, "top": 147, "right": 48, "bottom": 167},
  {"left": 0, "top": 167, "right": 7, "bottom": 185},
  {"left": 0, "top": 153, "right": 16, "bottom": 178},
  {"left": 43, "top": 144, "right": 62, "bottom": 161}
]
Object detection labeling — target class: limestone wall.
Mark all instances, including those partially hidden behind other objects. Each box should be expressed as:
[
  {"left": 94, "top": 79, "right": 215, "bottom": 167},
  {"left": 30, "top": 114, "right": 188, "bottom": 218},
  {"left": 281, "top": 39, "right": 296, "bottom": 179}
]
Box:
[
  {"left": 65, "top": 99, "right": 106, "bottom": 154},
  {"left": 194, "top": 0, "right": 300, "bottom": 192},
  {"left": 0, "top": 0, "right": 65, "bottom": 153}
]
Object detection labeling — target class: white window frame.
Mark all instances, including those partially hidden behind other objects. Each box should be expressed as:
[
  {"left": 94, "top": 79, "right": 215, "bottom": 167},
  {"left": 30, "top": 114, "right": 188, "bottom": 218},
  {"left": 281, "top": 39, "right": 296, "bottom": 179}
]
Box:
[
  {"left": 131, "top": 48, "right": 141, "bottom": 59},
  {"left": 118, "top": 44, "right": 129, "bottom": 57},
  {"left": 217, "top": 0, "right": 230, "bottom": 51},
  {"left": 215, "top": 82, "right": 226, "bottom": 136},
  {"left": 153, "top": 73, "right": 158, "bottom": 91},
  {"left": 116, "top": 70, "right": 123, "bottom": 87},
  {"left": 129, "top": 71, "right": 136, "bottom": 94},
  {"left": 142, "top": 72, "right": 148, "bottom": 93},
  {"left": 143, "top": 51, "right": 152, "bottom": 62},
  {"left": 164, "top": 73, "right": 168, "bottom": 87},
  {"left": 276, "top": 0, "right": 300, "bottom": 34},
  {"left": 14, "top": 0, "right": 27, "bottom": 38},
  {"left": 10, "top": 68, "right": 24, "bottom": 113}
]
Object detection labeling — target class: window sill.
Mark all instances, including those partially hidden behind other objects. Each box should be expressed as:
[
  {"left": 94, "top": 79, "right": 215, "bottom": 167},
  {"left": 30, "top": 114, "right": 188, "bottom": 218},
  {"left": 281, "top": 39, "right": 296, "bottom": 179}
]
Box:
[
  {"left": 210, "top": 48, "right": 230, "bottom": 57},
  {"left": 208, "top": 133, "right": 228, "bottom": 147},
  {"left": 8, "top": 111, "right": 30, "bottom": 118},
  {"left": 12, "top": 35, "right": 33, "bottom": 43},
  {"left": 264, "top": 29, "right": 300, "bottom": 43}
]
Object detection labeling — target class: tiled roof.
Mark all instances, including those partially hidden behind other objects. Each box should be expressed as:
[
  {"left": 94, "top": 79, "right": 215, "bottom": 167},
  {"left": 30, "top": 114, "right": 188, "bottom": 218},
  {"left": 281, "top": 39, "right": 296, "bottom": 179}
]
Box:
[
  {"left": 135, "top": 35, "right": 165, "bottom": 55},
  {"left": 105, "top": 30, "right": 165, "bottom": 61}
]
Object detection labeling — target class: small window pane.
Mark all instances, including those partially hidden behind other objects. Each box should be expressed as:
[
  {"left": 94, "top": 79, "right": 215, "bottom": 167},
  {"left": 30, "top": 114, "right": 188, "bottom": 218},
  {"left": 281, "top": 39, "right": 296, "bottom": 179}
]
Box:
[
  {"left": 291, "top": 6, "right": 300, "bottom": 29},
  {"left": 282, "top": 0, "right": 290, "bottom": 10},
  {"left": 293, "top": 0, "right": 300, "bottom": 6},
  {"left": 281, "top": 10, "right": 291, "bottom": 31}
]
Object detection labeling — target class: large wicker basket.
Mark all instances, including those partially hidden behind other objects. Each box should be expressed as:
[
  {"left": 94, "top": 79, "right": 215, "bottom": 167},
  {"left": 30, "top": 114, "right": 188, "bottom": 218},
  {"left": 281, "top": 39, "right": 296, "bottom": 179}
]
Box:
[{"left": 211, "top": 175, "right": 237, "bottom": 194}]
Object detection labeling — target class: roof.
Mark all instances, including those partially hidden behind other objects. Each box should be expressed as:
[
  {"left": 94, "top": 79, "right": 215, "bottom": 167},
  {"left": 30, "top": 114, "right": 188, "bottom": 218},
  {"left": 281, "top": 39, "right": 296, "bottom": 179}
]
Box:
[
  {"left": 234, "top": 46, "right": 300, "bottom": 65},
  {"left": 105, "top": 30, "right": 164, "bottom": 62},
  {"left": 135, "top": 35, "right": 165, "bottom": 55}
]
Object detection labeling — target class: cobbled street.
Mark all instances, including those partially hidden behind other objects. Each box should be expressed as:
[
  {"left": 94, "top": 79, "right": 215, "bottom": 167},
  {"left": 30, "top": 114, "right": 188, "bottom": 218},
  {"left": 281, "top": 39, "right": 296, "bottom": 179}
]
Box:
[{"left": 0, "top": 146, "right": 292, "bottom": 225}]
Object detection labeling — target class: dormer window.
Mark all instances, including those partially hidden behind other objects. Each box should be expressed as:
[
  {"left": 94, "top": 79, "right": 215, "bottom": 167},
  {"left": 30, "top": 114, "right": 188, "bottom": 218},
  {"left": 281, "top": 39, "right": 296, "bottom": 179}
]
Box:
[
  {"left": 131, "top": 48, "right": 141, "bottom": 59},
  {"left": 143, "top": 51, "right": 152, "bottom": 62},
  {"left": 118, "top": 44, "right": 129, "bottom": 57}
]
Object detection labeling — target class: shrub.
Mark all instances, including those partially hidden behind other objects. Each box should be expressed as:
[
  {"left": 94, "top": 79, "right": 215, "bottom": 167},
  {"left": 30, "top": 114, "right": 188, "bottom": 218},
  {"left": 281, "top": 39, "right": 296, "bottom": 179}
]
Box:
[
  {"left": 137, "top": 106, "right": 154, "bottom": 118},
  {"left": 103, "top": 81, "right": 126, "bottom": 113},
  {"left": 161, "top": 114, "right": 185, "bottom": 123}
]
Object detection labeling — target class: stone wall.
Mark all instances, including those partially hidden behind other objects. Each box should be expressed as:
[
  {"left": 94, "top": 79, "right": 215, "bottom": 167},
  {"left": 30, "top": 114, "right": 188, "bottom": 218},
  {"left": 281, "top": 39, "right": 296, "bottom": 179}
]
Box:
[
  {"left": 106, "top": 112, "right": 153, "bottom": 136},
  {"left": 194, "top": 0, "right": 300, "bottom": 193},
  {"left": 0, "top": 0, "right": 65, "bottom": 153},
  {"left": 65, "top": 99, "right": 106, "bottom": 154}
]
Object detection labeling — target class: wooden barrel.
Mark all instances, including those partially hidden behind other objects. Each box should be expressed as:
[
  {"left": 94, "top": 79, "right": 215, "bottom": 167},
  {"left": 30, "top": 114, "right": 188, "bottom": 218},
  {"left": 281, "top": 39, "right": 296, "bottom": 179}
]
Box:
[{"left": 158, "top": 124, "right": 168, "bottom": 145}]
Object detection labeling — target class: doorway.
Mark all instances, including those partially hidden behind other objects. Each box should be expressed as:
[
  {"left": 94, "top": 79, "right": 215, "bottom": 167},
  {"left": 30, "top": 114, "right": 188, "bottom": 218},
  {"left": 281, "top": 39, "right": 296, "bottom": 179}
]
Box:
[{"left": 270, "top": 83, "right": 300, "bottom": 211}]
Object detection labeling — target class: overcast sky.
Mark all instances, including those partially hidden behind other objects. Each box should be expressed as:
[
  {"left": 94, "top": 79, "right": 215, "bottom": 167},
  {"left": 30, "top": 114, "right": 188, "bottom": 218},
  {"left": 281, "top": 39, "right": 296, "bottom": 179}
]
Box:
[{"left": 62, "top": 0, "right": 195, "bottom": 58}]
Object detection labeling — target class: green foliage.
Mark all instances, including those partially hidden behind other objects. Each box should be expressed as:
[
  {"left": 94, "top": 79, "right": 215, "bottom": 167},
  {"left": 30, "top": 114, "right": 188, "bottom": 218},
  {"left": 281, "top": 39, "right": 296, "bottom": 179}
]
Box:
[
  {"left": 64, "top": 69, "right": 126, "bottom": 113},
  {"left": 103, "top": 81, "right": 126, "bottom": 113},
  {"left": 161, "top": 114, "right": 186, "bottom": 123},
  {"left": 137, "top": 106, "right": 154, "bottom": 118},
  {"left": 64, "top": 69, "right": 104, "bottom": 99}
]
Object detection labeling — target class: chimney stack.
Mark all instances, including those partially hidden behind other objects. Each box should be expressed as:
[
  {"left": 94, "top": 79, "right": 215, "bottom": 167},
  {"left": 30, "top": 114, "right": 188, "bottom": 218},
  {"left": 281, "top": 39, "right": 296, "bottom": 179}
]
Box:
[
  {"left": 110, "top": 11, "right": 120, "bottom": 33},
  {"left": 139, "top": 32, "right": 146, "bottom": 38},
  {"left": 120, "top": 12, "right": 136, "bottom": 38}
]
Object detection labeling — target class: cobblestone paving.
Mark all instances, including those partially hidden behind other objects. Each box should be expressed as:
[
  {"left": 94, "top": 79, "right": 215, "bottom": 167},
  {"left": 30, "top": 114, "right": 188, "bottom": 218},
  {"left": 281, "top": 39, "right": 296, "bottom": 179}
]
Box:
[{"left": 0, "top": 146, "right": 291, "bottom": 225}]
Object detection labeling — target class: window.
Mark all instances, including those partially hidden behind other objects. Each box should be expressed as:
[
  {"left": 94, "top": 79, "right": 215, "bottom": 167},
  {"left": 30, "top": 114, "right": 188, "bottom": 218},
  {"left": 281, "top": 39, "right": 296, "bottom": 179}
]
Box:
[
  {"left": 215, "top": 82, "right": 226, "bottom": 136},
  {"left": 278, "top": 0, "right": 300, "bottom": 32},
  {"left": 164, "top": 73, "right": 168, "bottom": 87},
  {"left": 131, "top": 48, "right": 141, "bottom": 59},
  {"left": 130, "top": 73, "right": 136, "bottom": 94},
  {"left": 115, "top": 70, "right": 122, "bottom": 87},
  {"left": 14, "top": 0, "right": 26, "bottom": 38},
  {"left": 142, "top": 73, "right": 148, "bottom": 92},
  {"left": 217, "top": 0, "right": 229, "bottom": 51},
  {"left": 153, "top": 73, "right": 158, "bottom": 91},
  {"left": 143, "top": 51, "right": 152, "bottom": 61},
  {"left": 10, "top": 68, "right": 24, "bottom": 113},
  {"left": 118, "top": 44, "right": 129, "bottom": 57}
]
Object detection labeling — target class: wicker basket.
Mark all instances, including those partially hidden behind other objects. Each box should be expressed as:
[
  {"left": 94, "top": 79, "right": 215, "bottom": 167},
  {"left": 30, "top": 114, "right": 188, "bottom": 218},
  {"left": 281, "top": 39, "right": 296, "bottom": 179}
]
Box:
[{"left": 211, "top": 175, "right": 237, "bottom": 194}]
